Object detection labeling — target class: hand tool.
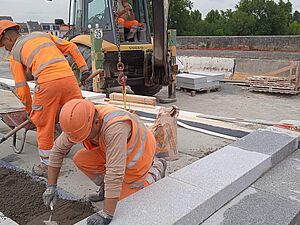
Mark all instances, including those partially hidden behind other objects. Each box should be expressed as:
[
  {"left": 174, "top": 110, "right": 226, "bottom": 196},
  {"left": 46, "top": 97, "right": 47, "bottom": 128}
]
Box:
[{"left": 44, "top": 201, "right": 58, "bottom": 225}]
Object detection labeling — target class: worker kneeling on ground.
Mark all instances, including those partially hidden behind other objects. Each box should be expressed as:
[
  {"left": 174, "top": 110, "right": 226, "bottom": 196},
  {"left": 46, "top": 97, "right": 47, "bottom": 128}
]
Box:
[
  {"left": 0, "top": 20, "right": 89, "bottom": 177},
  {"left": 43, "top": 99, "right": 167, "bottom": 225}
]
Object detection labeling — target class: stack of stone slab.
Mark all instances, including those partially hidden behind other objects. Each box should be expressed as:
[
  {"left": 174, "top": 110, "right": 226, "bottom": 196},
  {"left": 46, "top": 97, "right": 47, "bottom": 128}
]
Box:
[
  {"left": 176, "top": 71, "right": 224, "bottom": 91},
  {"left": 76, "top": 127, "right": 299, "bottom": 225}
]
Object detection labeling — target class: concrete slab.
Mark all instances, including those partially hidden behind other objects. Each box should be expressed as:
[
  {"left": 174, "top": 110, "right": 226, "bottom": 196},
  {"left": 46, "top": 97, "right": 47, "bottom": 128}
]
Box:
[
  {"left": 203, "top": 148, "right": 300, "bottom": 225},
  {"left": 190, "top": 71, "right": 225, "bottom": 82},
  {"left": 234, "top": 58, "right": 292, "bottom": 80},
  {"left": 170, "top": 146, "right": 271, "bottom": 193},
  {"left": 177, "top": 56, "right": 235, "bottom": 78},
  {"left": 177, "top": 73, "right": 208, "bottom": 84},
  {"left": 108, "top": 177, "right": 215, "bottom": 225},
  {"left": 177, "top": 80, "right": 220, "bottom": 90},
  {"left": 202, "top": 187, "right": 300, "bottom": 225},
  {"left": 231, "top": 129, "right": 298, "bottom": 165},
  {"left": 265, "top": 126, "right": 300, "bottom": 144},
  {"left": 76, "top": 177, "right": 216, "bottom": 225},
  {"left": 0, "top": 212, "right": 18, "bottom": 225},
  {"left": 252, "top": 149, "right": 300, "bottom": 203}
]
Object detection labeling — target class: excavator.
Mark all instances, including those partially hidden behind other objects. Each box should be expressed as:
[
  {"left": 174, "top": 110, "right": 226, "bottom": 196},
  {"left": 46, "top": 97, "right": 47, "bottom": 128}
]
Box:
[{"left": 53, "top": 0, "right": 177, "bottom": 98}]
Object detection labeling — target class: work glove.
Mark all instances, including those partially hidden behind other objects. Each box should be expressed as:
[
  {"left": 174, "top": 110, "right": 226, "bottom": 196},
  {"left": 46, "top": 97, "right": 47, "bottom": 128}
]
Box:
[
  {"left": 87, "top": 210, "right": 113, "bottom": 225},
  {"left": 80, "top": 70, "right": 90, "bottom": 86},
  {"left": 43, "top": 184, "right": 58, "bottom": 208}
]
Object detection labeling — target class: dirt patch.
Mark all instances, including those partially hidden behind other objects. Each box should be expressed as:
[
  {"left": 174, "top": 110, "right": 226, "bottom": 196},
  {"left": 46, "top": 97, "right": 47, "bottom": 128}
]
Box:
[{"left": 0, "top": 167, "right": 94, "bottom": 225}]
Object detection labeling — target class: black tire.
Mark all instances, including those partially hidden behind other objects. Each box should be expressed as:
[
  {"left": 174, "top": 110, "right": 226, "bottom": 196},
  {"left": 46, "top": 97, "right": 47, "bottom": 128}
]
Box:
[
  {"left": 68, "top": 44, "right": 162, "bottom": 95},
  {"left": 130, "top": 84, "right": 162, "bottom": 96},
  {"left": 67, "top": 45, "right": 93, "bottom": 91}
]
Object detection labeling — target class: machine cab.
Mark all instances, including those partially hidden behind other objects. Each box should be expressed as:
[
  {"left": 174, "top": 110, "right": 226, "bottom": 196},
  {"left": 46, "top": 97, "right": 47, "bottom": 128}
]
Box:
[{"left": 72, "top": 0, "right": 151, "bottom": 44}]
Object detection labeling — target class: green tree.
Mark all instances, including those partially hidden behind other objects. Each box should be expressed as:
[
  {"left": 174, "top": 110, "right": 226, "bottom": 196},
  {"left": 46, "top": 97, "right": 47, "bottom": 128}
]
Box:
[
  {"left": 288, "top": 21, "right": 300, "bottom": 34},
  {"left": 168, "top": 0, "right": 193, "bottom": 35},
  {"left": 236, "top": 0, "right": 292, "bottom": 35},
  {"left": 205, "top": 10, "right": 221, "bottom": 23},
  {"left": 293, "top": 10, "right": 300, "bottom": 23},
  {"left": 203, "top": 10, "right": 232, "bottom": 36},
  {"left": 162, "top": 0, "right": 298, "bottom": 36},
  {"left": 184, "top": 10, "right": 203, "bottom": 35},
  {"left": 228, "top": 11, "right": 256, "bottom": 35}
]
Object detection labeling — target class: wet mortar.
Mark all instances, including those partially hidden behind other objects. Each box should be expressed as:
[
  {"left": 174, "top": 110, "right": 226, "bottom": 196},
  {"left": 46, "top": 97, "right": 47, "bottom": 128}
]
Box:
[{"left": 0, "top": 167, "right": 94, "bottom": 225}]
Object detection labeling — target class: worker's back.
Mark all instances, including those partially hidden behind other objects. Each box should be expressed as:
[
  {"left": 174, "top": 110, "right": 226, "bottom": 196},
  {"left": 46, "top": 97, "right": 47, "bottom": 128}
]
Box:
[{"left": 10, "top": 32, "right": 74, "bottom": 84}]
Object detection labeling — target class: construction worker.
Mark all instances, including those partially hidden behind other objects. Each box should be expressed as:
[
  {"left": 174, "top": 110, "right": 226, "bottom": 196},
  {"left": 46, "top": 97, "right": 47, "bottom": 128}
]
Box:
[
  {"left": 43, "top": 99, "right": 167, "bottom": 225},
  {"left": 117, "top": 0, "right": 140, "bottom": 40},
  {"left": 0, "top": 20, "right": 90, "bottom": 177}
]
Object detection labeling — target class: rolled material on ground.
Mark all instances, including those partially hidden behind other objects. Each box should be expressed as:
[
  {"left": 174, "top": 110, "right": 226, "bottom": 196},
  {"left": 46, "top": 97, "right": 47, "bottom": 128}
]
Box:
[
  {"left": 177, "top": 121, "right": 238, "bottom": 141},
  {"left": 140, "top": 116, "right": 238, "bottom": 141}
]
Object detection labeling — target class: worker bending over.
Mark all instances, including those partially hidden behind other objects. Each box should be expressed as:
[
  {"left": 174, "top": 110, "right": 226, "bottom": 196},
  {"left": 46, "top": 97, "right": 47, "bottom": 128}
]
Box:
[
  {"left": 43, "top": 99, "right": 167, "bottom": 225},
  {"left": 0, "top": 20, "right": 89, "bottom": 177}
]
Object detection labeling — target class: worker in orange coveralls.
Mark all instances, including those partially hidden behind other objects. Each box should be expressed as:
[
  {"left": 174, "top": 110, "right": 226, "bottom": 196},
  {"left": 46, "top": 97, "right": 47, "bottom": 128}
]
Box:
[
  {"left": 0, "top": 20, "right": 90, "bottom": 177},
  {"left": 43, "top": 99, "right": 167, "bottom": 225},
  {"left": 117, "top": 0, "right": 141, "bottom": 40}
]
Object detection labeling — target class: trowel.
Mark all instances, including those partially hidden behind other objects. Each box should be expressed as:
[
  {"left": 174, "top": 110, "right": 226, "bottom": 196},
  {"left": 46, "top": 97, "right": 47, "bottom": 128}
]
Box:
[{"left": 44, "top": 202, "right": 58, "bottom": 225}]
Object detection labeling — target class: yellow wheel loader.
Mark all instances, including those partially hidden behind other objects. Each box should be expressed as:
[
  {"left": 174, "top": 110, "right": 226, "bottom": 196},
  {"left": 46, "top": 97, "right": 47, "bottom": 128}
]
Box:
[{"left": 54, "top": 0, "right": 177, "bottom": 98}]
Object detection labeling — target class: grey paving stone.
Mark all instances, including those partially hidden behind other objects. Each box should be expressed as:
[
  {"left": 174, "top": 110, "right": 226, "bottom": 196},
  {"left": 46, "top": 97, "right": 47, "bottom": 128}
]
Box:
[
  {"left": 177, "top": 80, "right": 220, "bottom": 90},
  {"left": 0, "top": 212, "right": 18, "bottom": 225},
  {"left": 231, "top": 129, "right": 298, "bottom": 166},
  {"left": 108, "top": 177, "right": 216, "bottom": 225},
  {"left": 190, "top": 71, "right": 225, "bottom": 82},
  {"left": 177, "top": 73, "right": 207, "bottom": 84},
  {"left": 170, "top": 146, "right": 271, "bottom": 194},
  {"left": 202, "top": 187, "right": 300, "bottom": 225},
  {"left": 265, "top": 126, "right": 300, "bottom": 148},
  {"left": 77, "top": 146, "right": 272, "bottom": 225},
  {"left": 252, "top": 149, "right": 300, "bottom": 204}
]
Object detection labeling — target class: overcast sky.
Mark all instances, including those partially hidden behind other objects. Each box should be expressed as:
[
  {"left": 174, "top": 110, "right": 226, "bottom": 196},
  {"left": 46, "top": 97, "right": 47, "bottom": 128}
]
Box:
[{"left": 0, "top": 0, "right": 299, "bottom": 23}]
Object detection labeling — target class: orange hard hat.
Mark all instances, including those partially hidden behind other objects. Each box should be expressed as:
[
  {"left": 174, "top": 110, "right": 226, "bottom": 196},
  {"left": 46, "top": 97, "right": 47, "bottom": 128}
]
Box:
[
  {"left": 0, "top": 20, "right": 20, "bottom": 47},
  {"left": 59, "top": 99, "right": 95, "bottom": 143}
]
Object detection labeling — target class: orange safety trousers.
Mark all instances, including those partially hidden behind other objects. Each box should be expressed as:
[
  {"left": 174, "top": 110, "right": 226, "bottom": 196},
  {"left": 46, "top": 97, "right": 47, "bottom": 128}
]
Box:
[
  {"left": 118, "top": 18, "right": 139, "bottom": 29},
  {"left": 30, "top": 76, "right": 82, "bottom": 163},
  {"left": 73, "top": 129, "right": 157, "bottom": 200},
  {"left": 73, "top": 147, "right": 145, "bottom": 199}
]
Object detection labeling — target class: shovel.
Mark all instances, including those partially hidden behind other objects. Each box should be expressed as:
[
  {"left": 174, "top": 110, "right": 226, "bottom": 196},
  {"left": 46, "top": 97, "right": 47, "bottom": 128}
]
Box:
[{"left": 43, "top": 202, "right": 58, "bottom": 225}]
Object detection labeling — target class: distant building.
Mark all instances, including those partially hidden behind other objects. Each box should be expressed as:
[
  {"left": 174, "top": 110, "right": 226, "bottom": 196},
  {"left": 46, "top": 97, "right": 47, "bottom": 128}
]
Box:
[
  {"left": 18, "top": 23, "right": 29, "bottom": 34},
  {"left": 0, "top": 16, "right": 13, "bottom": 21},
  {"left": 27, "top": 21, "right": 42, "bottom": 33},
  {"left": 41, "top": 23, "right": 60, "bottom": 36}
]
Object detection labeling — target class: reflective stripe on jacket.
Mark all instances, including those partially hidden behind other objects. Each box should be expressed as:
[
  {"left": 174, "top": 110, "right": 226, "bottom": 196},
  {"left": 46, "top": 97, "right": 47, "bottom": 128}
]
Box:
[
  {"left": 9, "top": 32, "right": 87, "bottom": 113},
  {"left": 83, "top": 105, "right": 156, "bottom": 185}
]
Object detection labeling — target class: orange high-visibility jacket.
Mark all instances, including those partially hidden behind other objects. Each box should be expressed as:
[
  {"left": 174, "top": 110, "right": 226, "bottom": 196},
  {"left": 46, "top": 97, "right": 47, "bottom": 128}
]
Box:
[
  {"left": 83, "top": 105, "right": 156, "bottom": 186},
  {"left": 9, "top": 32, "right": 87, "bottom": 113}
]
